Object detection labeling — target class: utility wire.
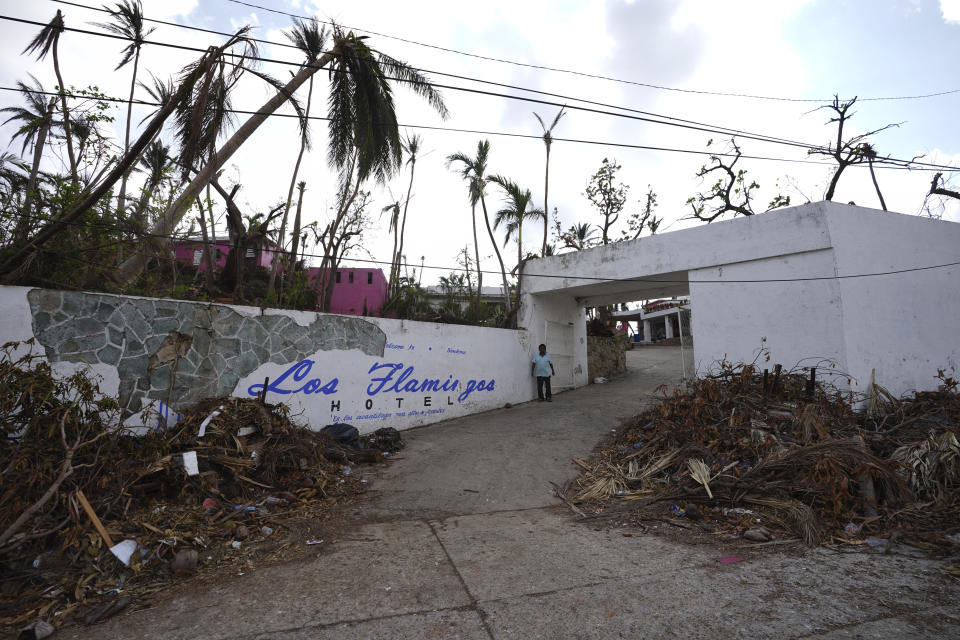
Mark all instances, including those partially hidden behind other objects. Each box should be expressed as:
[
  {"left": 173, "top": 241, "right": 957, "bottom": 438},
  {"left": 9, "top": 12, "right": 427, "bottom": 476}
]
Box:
[
  {"left": 0, "top": 84, "right": 942, "bottom": 172},
  {"left": 2, "top": 208, "right": 958, "bottom": 285},
  {"left": 223, "top": 0, "right": 960, "bottom": 104},
  {"left": 3, "top": 13, "right": 957, "bottom": 173}
]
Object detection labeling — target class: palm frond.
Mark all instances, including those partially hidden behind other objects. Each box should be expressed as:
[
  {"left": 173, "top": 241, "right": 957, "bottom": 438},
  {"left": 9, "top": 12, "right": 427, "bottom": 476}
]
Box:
[
  {"left": 91, "top": 0, "right": 155, "bottom": 70},
  {"left": 23, "top": 10, "right": 64, "bottom": 61},
  {"left": 285, "top": 17, "right": 327, "bottom": 61}
]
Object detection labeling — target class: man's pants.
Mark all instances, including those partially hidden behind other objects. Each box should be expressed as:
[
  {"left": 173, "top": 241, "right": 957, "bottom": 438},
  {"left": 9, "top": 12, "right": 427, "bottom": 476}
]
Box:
[{"left": 536, "top": 376, "right": 552, "bottom": 400}]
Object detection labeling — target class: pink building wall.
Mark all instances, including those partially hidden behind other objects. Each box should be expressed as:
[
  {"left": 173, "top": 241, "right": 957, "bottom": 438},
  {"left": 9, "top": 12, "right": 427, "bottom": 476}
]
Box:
[
  {"left": 174, "top": 240, "right": 275, "bottom": 271},
  {"left": 307, "top": 267, "right": 389, "bottom": 316}
]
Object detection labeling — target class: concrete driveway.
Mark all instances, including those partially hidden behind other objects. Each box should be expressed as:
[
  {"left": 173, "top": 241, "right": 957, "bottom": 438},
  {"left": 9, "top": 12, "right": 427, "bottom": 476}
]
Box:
[{"left": 64, "top": 347, "right": 959, "bottom": 639}]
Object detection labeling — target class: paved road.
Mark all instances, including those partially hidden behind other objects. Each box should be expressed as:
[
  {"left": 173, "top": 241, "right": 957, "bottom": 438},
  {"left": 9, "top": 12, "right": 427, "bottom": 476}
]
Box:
[{"left": 65, "top": 347, "right": 959, "bottom": 639}]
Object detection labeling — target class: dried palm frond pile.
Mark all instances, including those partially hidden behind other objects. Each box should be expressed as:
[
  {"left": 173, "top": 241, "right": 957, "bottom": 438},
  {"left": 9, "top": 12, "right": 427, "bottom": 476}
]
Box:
[
  {"left": 563, "top": 361, "right": 960, "bottom": 550},
  {"left": 0, "top": 344, "right": 403, "bottom": 631}
]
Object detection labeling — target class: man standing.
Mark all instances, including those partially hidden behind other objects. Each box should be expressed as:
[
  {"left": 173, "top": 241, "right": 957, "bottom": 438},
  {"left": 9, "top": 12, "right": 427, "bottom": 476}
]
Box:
[{"left": 531, "top": 343, "right": 556, "bottom": 402}]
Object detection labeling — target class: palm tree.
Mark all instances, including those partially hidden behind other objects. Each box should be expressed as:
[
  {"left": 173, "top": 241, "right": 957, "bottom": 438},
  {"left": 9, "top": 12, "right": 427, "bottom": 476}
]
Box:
[
  {"left": 115, "top": 23, "right": 448, "bottom": 286},
  {"left": 446, "top": 140, "right": 511, "bottom": 315},
  {"left": 129, "top": 140, "right": 172, "bottom": 228},
  {"left": 286, "top": 180, "right": 307, "bottom": 285},
  {"left": 92, "top": 0, "right": 155, "bottom": 217},
  {"left": 488, "top": 175, "right": 544, "bottom": 271},
  {"left": 392, "top": 132, "right": 421, "bottom": 295},
  {"left": 533, "top": 107, "right": 565, "bottom": 256},
  {"left": 0, "top": 75, "right": 57, "bottom": 240},
  {"left": 562, "top": 221, "right": 598, "bottom": 250},
  {"left": 382, "top": 197, "right": 401, "bottom": 289},
  {"left": 268, "top": 17, "right": 326, "bottom": 298},
  {"left": 23, "top": 10, "right": 78, "bottom": 184}
]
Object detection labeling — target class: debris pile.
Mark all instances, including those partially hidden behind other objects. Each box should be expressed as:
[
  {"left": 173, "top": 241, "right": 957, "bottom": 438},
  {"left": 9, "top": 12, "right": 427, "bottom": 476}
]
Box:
[
  {"left": 562, "top": 360, "right": 960, "bottom": 550},
  {"left": 0, "top": 345, "right": 403, "bottom": 631}
]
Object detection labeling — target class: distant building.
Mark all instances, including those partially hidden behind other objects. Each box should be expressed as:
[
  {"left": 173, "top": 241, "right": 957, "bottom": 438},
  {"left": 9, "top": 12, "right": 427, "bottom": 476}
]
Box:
[
  {"left": 306, "top": 267, "right": 389, "bottom": 316},
  {"left": 422, "top": 285, "right": 508, "bottom": 313},
  {"left": 174, "top": 238, "right": 388, "bottom": 316}
]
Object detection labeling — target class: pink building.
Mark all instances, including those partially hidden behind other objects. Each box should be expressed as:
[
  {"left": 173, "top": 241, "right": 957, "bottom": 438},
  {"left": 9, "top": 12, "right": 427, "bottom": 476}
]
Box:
[
  {"left": 173, "top": 239, "right": 388, "bottom": 316},
  {"left": 174, "top": 237, "right": 275, "bottom": 272},
  {"left": 306, "top": 267, "right": 389, "bottom": 316}
]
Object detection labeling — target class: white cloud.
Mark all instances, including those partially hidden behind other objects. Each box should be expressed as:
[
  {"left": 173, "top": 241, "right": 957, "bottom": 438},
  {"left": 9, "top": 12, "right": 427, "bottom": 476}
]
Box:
[{"left": 941, "top": 0, "right": 960, "bottom": 22}]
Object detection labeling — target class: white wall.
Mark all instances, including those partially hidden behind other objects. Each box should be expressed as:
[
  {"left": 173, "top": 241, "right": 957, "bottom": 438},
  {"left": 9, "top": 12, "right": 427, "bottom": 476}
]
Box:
[
  {"left": 0, "top": 286, "right": 535, "bottom": 434},
  {"left": 825, "top": 208, "right": 960, "bottom": 394}
]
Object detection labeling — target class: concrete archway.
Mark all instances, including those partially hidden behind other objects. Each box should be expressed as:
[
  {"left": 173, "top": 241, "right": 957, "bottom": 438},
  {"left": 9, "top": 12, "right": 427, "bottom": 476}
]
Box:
[{"left": 520, "top": 201, "right": 960, "bottom": 398}]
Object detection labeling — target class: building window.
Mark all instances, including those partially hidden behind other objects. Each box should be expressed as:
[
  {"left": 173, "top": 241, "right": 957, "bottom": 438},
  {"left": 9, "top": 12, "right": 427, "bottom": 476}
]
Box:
[
  {"left": 348, "top": 271, "right": 354, "bottom": 284},
  {"left": 245, "top": 247, "right": 255, "bottom": 258},
  {"left": 335, "top": 271, "right": 341, "bottom": 283},
  {"left": 192, "top": 249, "right": 202, "bottom": 266},
  {"left": 367, "top": 271, "right": 373, "bottom": 284}
]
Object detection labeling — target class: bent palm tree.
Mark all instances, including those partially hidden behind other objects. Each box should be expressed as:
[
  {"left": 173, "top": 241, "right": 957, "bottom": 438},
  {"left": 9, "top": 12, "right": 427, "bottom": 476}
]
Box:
[
  {"left": 23, "top": 10, "right": 78, "bottom": 184},
  {"left": 0, "top": 75, "right": 57, "bottom": 241},
  {"left": 446, "top": 140, "right": 511, "bottom": 315},
  {"left": 115, "top": 24, "right": 448, "bottom": 286},
  {"left": 93, "top": 0, "right": 154, "bottom": 217},
  {"left": 533, "top": 107, "right": 565, "bottom": 256}
]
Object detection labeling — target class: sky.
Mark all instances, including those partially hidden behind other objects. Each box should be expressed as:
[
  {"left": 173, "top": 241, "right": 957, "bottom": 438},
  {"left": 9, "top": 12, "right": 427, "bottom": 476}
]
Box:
[{"left": 1, "top": 0, "right": 959, "bottom": 287}]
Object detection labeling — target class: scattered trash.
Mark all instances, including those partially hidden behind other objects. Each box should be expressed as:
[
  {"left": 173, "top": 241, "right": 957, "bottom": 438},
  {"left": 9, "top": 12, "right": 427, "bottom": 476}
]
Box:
[
  {"left": 18, "top": 620, "right": 55, "bottom": 640},
  {"left": 260, "top": 526, "right": 274, "bottom": 537},
  {"left": 669, "top": 505, "right": 686, "bottom": 517},
  {"left": 743, "top": 527, "right": 773, "bottom": 542},
  {"left": 83, "top": 595, "right": 132, "bottom": 625},
  {"left": 202, "top": 497, "right": 218, "bottom": 512},
  {"left": 716, "top": 556, "right": 744, "bottom": 565},
  {"left": 722, "top": 508, "right": 754, "bottom": 516},
  {"left": 230, "top": 540, "right": 242, "bottom": 550},
  {"left": 844, "top": 522, "right": 860, "bottom": 535},
  {"left": 234, "top": 525, "right": 250, "bottom": 541},
  {"left": 170, "top": 549, "right": 199, "bottom": 575},
  {"left": 342, "top": 466, "right": 352, "bottom": 476},
  {"left": 306, "top": 539, "right": 324, "bottom": 545},
  {"left": 594, "top": 376, "right": 608, "bottom": 384},
  {"left": 865, "top": 537, "right": 889, "bottom": 548},
  {"left": 196, "top": 405, "right": 224, "bottom": 438},
  {"left": 181, "top": 450, "right": 200, "bottom": 476}
]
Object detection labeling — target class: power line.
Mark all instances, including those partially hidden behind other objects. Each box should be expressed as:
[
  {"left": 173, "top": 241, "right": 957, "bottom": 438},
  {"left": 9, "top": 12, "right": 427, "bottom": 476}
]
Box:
[
  {"left": 47, "top": 0, "right": 825, "bottom": 151},
  {"left": 4, "top": 13, "right": 956, "bottom": 173},
  {"left": 2, "top": 207, "right": 958, "bottom": 285},
  {"left": 223, "top": 0, "right": 960, "bottom": 105},
  {"left": 0, "top": 84, "right": 944, "bottom": 172}
]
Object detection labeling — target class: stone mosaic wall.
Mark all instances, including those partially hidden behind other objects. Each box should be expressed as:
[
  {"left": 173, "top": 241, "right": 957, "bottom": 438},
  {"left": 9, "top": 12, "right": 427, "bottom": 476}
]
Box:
[{"left": 27, "top": 290, "right": 386, "bottom": 418}]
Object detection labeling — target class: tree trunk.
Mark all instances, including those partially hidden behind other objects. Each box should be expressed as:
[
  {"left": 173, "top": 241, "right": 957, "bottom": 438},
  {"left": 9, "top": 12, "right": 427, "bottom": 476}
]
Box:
[
  {"left": 114, "top": 50, "right": 335, "bottom": 286},
  {"left": 471, "top": 201, "right": 482, "bottom": 318},
  {"left": 395, "top": 157, "right": 416, "bottom": 295},
  {"left": 542, "top": 143, "right": 550, "bottom": 256},
  {"left": 286, "top": 181, "right": 306, "bottom": 284},
  {"left": 52, "top": 29, "right": 78, "bottom": 185},
  {"left": 15, "top": 100, "right": 54, "bottom": 243},
  {"left": 116, "top": 47, "right": 141, "bottom": 219},
  {"left": 195, "top": 195, "right": 217, "bottom": 294},
  {"left": 868, "top": 159, "right": 886, "bottom": 211},
  {"left": 479, "top": 192, "right": 511, "bottom": 315},
  {"left": 268, "top": 74, "right": 314, "bottom": 296}
]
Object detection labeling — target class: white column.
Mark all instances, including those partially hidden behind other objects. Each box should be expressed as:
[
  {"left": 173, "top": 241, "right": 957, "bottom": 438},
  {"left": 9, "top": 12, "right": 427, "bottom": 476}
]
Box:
[
  {"left": 642, "top": 320, "right": 651, "bottom": 342},
  {"left": 665, "top": 316, "right": 674, "bottom": 339}
]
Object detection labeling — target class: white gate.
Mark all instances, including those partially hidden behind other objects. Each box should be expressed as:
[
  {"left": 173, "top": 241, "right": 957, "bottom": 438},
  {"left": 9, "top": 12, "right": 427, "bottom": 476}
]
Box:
[{"left": 545, "top": 320, "right": 575, "bottom": 390}]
